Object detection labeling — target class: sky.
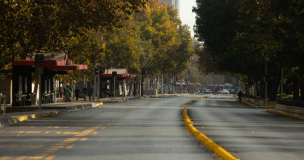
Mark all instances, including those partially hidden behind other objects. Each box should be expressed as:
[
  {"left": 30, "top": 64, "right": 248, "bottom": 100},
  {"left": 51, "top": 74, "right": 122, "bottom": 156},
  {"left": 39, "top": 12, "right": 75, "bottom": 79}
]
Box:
[{"left": 179, "top": 0, "right": 197, "bottom": 38}]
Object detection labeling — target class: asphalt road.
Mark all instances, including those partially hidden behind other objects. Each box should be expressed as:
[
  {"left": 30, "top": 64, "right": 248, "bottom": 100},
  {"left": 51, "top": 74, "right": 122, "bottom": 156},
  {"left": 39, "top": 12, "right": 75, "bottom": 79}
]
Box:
[
  {"left": 1, "top": 95, "right": 303, "bottom": 160},
  {"left": 0, "top": 95, "right": 217, "bottom": 160},
  {"left": 188, "top": 94, "right": 304, "bottom": 160}
]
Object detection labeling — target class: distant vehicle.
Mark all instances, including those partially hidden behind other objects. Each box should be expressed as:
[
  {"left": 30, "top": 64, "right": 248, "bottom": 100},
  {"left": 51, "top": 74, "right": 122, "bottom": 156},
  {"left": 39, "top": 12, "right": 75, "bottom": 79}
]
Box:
[
  {"left": 223, "top": 89, "right": 229, "bottom": 94},
  {"left": 203, "top": 89, "right": 211, "bottom": 94}
]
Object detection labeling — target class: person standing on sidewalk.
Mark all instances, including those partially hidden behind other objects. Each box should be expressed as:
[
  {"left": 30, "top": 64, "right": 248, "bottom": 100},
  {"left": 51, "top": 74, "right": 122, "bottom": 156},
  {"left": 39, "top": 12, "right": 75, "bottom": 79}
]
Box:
[
  {"left": 88, "top": 86, "right": 93, "bottom": 101},
  {"left": 75, "top": 87, "right": 80, "bottom": 101},
  {"left": 83, "top": 86, "right": 88, "bottom": 101},
  {"left": 65, "top": 85, "right": 72, "bottom": 102}
]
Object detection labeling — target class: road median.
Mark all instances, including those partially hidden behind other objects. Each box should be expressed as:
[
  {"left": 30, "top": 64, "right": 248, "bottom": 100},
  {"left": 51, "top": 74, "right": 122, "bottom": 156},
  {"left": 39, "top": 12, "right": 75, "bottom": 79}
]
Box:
[{"left": 183, "top": 108, "right": 239, "bottom": 160}]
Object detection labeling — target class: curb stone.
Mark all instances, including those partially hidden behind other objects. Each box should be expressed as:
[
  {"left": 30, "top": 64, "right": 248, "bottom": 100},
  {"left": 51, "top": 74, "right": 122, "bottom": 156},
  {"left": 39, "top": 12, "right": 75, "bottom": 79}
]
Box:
[
  {"left": 183, "top": 108, "right": 239, "bottom": 160},
  {"left": 185, "top": 100, "right": 195, "bottom": 105},
  {"left": 0, "top": 111, "right": 59, "bottom": 127},
  {"left": 267, "top": 109, "right": 304, "bottom": 121}
]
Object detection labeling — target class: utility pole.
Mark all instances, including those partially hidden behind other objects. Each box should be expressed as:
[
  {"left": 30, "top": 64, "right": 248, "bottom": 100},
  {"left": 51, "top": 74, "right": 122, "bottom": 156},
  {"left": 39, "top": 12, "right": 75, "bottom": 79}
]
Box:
[
  {"left": 281, "top": 68, "right": 283, "bottom": 99},
  {"left": 162, "top": 75, "right": 163, "bottom": 94},
  {"left": 265, "top": 62, "right": 268, "bottom": 106},
  {"left": 35, "top": 54, "right": 44, "bottom": 110}
]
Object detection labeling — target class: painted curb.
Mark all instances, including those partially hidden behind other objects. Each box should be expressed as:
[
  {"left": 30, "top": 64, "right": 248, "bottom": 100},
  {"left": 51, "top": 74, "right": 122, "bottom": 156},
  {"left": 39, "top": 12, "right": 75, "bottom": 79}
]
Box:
[
  {"left": 183, "top": 108, "right": 239, "bottom": 160},
  {"left": 102, "top": 99, "right": 128, "bottom": 103},
  {"left": 267, "top": 109, "right": 304, "bottom": 121},
  {"left": 185, "top": 100, "right": 195, "bottom": 105},
  {"left": 12, "top": 111, "right": 58, "bottom": 123},
  {"left": 96, "top": 102, "right": 104, "bottom": 106},
  {"left": 197, "top": 95, "right": 210, "bottom": 99},
  {"left": 241, "top": 100, "right": 276, "bottom": 108}
]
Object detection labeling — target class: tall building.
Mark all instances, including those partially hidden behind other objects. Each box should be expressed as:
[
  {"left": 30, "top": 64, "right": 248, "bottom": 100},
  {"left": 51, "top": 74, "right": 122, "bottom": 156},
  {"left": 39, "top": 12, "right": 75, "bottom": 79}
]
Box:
[{"left": 159, "top": 0, "right": 180, "bottom": 16}]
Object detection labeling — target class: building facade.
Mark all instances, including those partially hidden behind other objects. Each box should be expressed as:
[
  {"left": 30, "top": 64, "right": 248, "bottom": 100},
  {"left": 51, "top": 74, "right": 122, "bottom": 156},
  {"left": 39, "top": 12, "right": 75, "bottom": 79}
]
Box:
[{"left": 159, "top": 0, "right": 180, "bottom": 16}]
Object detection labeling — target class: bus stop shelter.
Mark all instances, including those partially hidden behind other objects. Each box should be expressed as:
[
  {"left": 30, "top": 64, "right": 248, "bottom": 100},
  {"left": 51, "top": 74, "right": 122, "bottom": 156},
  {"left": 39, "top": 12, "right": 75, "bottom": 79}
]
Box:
[{"left": 12, "top": 52, "right": 87, "bottom": 107}]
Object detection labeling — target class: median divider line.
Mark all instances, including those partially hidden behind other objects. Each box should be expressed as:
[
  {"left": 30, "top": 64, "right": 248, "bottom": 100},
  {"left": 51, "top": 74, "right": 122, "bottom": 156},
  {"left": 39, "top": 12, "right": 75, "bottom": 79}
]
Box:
[
  {"left": 197, "top": 95, "right": 209, "bottom": 99},
  {"left": 183, "top": 108, "right": 239, "bottom": 160},
  {"left": 267, "top": 109, "right": 304, "bottom": 121}
]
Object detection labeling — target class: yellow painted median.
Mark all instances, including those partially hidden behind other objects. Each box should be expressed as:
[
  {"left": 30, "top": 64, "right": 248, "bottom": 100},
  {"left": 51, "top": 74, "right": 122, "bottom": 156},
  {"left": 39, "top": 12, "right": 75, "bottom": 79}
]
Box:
[
  {"left": 267, "top": 109, "right": 304, "bottom": 121},
  {"left": 183, "top": 108, "right": 239, "bottom": 160},
  {"left": 185, "top": 100, "right": 195, "bottom": 105}
]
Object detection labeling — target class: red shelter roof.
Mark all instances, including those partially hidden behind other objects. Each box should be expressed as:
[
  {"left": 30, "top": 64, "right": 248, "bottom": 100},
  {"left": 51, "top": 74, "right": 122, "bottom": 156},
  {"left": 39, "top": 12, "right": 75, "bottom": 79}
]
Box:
[{"left": 12, "top": 52, "right": 87, "bottom": 70}]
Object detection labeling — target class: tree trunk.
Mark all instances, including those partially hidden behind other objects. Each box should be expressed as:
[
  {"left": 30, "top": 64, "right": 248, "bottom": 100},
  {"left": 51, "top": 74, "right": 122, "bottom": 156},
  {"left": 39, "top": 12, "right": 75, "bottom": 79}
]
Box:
[{"left": 293, "top": 76, "right": 299, "bottom": 100}]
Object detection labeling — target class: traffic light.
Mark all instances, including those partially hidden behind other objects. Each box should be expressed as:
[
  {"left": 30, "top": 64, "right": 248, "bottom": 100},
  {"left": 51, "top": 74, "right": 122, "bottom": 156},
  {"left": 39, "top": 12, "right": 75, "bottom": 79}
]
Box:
[
  {"left": 95, "top": 67, "right": 99, "bottom": 75},
  {"left": 176, "top": 77, "right": 178, "bottom": 81},
  {"left": 35, "top": 54, "right": 44, "bottom": 74},
  {"left": 187, "top": 70, "right": 190, "bottom": 75}
]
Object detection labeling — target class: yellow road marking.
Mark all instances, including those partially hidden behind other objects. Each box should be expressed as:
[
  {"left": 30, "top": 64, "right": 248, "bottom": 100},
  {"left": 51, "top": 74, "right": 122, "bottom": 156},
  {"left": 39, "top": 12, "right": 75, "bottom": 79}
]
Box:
[
  {"left": 56, "top": 143, "right": 69, "bottom": 146},
  {"left": 107, "top": 123, "right": 111, "bottom": 125},
  {"left": 44, "top": 131, "right": 62, "bottom": 134},
  {"left": 46, "top": 148, "right": 59, "bottom": 151},
  {"left": 63, "top": 132, "right": 79, "bottom": 134},
  {"left": 9, "top": 144, "right": 19, "bottom": 147},
  {"left": 34, "top": 154, "right": 49, "bottom": 156},
  {"left": 100, "top": 127, "right": 106, "bottom": 129},
  {"left": 45, "top": 155, "right": 57, "bottom": 160},
  {"left": 16, "top": 156, "right": 28, "bottom": 160},
  {"left": 0, "top": 131, "right": 25, "bottom": 134},
  {"left": 64, "top": 138, "right": 79, "bottom": 141},
  {"left": 50, "top": 146, "right": 64, "bottom": 149},
  {"left": 25, "top": 131, "right": 43, "bottom": 134},
  {"left": 66, "top": 145, "right": 75, "bottom": 149},
  {"left": 80, "top": 138, "right": 88, "bottom": 141},
  {"left": 40, "top": 151, "right": 54, "bottom": 153},
  {"left": 20, "top": 126, "right": 36, "bottom": 128},
  {"left": 112, "top": 120, "right": 116, "bottom": 122},
  {"left": 0, "top": 156, "right": 11, "bottom": 160},
  {"left": 26, "top": 156, "right": 44, "bottom": 159},
  {"left": 117, "top": 118, "right": 120, "bottom": 119},
  {"left": 92, "top": 132, "right": 98, "bottom": 135},
  {"left": 21, "top": 145, "right": 44, "bottom": 148}
]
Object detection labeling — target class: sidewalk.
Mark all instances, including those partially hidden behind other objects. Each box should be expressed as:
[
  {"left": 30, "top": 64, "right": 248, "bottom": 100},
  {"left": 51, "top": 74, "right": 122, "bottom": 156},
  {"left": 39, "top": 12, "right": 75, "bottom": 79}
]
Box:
[{"left": 0, "top": 94, "right": 184, "bottom": 127}]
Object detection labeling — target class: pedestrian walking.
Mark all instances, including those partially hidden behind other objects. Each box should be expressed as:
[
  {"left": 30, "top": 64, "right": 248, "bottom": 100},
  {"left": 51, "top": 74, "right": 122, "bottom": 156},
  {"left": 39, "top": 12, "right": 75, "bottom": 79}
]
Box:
[
  {"left": 65, "top": 85, "right": 72, "bottom": 102},
  {"left": 83, "top": 86, "right": 88, "bottom": 101},
  {"left": 238, "top": 90, "right": 243, "bottom": 103},
  {"left": 75, "top": 87, "right": 80, "bottom": 101},
  {"left": 88, "top": 86, "right": 93, "bottom": 101}
]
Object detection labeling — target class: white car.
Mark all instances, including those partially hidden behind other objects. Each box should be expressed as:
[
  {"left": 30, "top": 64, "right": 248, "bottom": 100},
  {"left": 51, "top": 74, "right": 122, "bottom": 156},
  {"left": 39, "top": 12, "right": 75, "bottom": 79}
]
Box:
[{"left": 223, "top": 90, "right": 229, "bottom": 94}]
